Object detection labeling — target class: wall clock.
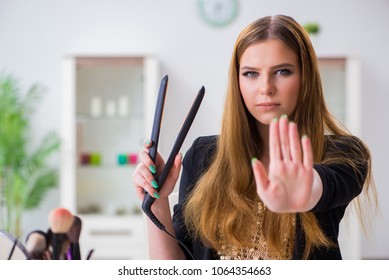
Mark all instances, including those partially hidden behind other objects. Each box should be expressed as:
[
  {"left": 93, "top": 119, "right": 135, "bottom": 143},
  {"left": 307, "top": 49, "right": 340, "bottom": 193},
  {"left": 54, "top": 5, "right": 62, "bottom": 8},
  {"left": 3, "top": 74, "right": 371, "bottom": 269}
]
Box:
[{"left": 198, "top": 0, "right": 239, "bottom": 27}]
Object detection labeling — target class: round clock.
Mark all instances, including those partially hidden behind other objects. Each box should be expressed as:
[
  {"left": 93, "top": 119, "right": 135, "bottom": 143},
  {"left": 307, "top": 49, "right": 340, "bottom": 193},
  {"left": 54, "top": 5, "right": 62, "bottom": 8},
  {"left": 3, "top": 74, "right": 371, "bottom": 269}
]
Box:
[{"left": 198, "top": 0, "right": 239, "bottom": 27}]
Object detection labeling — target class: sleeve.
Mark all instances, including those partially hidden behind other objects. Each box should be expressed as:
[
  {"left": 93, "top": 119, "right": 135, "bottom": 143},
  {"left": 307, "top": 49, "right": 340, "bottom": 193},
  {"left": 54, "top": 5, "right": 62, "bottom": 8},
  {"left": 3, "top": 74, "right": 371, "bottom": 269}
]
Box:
[
  {"left": 311, "top": 137, "right": 368, "bottom": 212},
  {"left": 171, "top": 136, "right": 218, "bottom": 259}
]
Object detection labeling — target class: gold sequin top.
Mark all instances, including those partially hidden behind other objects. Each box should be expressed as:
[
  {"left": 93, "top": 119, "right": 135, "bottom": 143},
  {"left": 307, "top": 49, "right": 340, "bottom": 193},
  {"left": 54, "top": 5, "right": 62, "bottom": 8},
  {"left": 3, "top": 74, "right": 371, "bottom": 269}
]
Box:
[{"left": 217, "top": 200, "right": 295, "bottom": 260}]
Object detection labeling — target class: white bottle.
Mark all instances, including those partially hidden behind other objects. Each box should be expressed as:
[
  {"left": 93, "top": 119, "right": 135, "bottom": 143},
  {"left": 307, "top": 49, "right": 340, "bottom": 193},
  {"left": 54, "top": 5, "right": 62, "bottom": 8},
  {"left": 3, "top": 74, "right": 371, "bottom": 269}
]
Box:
[
  {"left": 90, "top": 96, "right": 102, "bottom": 118},
  {"left": 118, "top": 95, "right": 129, "bottom": 118}
]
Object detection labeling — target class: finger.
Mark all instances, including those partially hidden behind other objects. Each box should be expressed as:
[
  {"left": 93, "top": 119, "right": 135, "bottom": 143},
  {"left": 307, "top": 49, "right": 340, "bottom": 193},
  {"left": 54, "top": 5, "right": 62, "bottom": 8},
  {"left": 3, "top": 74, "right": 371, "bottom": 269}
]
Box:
[
  {"left": 144, "top": 139, "right": 152, "bottom": 148},
  {"left": 251, "top": 157, "right": 269, "bottom": 195},
  {"left": 279, "top": 115, "right": 291, "bottom": 161},
  {"left": 289, "top": 122, "right": 301, "bottom": 163},
  {"left": 135, "top": 186, "right": 146, "bottom": 200},
  {"left": 301, "top": 135, "right": 313, "bottom": 169},
  {"left": 132, "top": 164, "right": 159, "bottom": 197},
  {"left": 163, "top": 153, "right": 182, "bottom": 192},
  {"left": 139, "top": 150, "right": 157, "bottom": 175},
  {"left": 269, "top": 118, "right": 281, "bottom": 162},
  {"left": 170, "top": 153, "right": 183, "bottom": 181}
]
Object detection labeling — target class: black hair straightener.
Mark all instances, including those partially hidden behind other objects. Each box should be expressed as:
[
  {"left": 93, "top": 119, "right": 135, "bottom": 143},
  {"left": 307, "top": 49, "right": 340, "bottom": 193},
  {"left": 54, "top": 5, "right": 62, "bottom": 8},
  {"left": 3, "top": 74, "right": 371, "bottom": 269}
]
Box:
[{"left": 141, "top": 75, "right": 205, "bottom": 259}]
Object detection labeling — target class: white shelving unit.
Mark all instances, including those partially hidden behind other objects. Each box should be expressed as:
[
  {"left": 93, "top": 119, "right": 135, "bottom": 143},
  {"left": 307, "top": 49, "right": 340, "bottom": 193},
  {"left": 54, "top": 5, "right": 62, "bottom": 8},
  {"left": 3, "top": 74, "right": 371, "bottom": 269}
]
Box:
[{"left": 60, "top": 55, "right": 159, "bottom": 259}]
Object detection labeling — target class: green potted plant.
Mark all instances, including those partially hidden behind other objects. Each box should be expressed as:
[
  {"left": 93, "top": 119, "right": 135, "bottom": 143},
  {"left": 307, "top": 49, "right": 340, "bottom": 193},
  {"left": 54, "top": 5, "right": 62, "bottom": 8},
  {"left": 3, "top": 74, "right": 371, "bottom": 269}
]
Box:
[
  {"left": 0, "top": 74, "right": 60, "bottom": 238},
  {"left": 302, "top": 22, "right": 320, "bottom": 48},
  {"left": 303, "top": 22, "right": 320, "bottom": 35}
]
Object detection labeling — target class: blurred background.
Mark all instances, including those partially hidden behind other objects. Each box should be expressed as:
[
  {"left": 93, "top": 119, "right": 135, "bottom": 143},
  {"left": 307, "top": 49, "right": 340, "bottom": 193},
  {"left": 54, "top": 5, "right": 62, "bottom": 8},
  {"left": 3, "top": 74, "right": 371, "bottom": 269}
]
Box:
[{"left": 0, "top": 0, "right": 388, "bottom": 260}]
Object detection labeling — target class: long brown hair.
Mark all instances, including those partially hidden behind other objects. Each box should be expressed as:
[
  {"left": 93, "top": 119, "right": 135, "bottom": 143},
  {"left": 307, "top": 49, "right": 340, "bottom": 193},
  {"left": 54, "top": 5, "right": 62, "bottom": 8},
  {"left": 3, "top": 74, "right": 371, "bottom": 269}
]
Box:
[{"left": 184, "top": 15, "right": 376, "bottom": 259}]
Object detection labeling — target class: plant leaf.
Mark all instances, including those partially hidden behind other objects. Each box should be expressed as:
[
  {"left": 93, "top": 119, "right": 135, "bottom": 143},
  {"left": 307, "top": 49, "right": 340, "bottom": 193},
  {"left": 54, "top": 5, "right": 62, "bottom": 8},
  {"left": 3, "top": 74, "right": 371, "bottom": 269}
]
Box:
[
  {"left": 24, "top": 169, "right": 59, "bottom": 210},
  {"left": 25, "top": 132, "right": 61, "bottom": 176}
]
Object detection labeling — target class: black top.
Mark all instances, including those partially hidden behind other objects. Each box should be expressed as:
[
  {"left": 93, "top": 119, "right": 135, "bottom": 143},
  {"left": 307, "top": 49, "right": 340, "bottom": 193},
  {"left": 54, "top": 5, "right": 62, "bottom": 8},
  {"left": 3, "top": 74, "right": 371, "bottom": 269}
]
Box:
[{"left": 172, "top": 135, "right": 368, "bottom": 260}]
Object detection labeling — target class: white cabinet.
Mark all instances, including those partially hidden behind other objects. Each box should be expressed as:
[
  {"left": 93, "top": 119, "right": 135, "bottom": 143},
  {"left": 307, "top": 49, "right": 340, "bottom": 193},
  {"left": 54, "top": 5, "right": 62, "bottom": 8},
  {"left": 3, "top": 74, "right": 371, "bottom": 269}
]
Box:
[
  {"left": 318, "top": 56, "right": 362, "bottom": 259},
  {"left": 60, "top": 55, "right": 159, "bottom": 259},
  {"left": 78, "top": 215, "right": 147, "bottom": 260},
  {"left": 318, "top": 56, "right": 361, "bottom": 135}
]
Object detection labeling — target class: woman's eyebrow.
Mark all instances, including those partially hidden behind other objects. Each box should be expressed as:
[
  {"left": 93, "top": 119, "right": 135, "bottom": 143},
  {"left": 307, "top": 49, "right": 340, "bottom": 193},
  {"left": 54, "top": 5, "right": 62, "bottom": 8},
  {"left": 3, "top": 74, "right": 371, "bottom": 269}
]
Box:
[
  {"left": 240, "top": 63, "right": 296, "bottom": 71},
  {"left": 271, "top": 63, "right": 295, "bottom": 69},
  {"left": 240, "top": 66, "right": 259, "bottom": 71}
]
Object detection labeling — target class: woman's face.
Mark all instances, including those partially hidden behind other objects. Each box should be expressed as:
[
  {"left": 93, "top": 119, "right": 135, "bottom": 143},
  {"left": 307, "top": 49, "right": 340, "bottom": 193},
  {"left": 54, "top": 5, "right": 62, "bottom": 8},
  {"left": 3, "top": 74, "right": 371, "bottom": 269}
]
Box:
[{"left": 239, "top": 39, "right": 301, "bottom": 126}]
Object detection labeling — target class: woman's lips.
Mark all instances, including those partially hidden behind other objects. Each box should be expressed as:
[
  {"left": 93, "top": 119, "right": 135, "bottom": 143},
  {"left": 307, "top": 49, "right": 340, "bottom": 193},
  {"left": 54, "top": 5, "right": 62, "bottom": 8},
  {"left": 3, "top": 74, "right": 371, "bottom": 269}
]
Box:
[{"left": 256, "top": 102, "right": 280, "bottom": 111}]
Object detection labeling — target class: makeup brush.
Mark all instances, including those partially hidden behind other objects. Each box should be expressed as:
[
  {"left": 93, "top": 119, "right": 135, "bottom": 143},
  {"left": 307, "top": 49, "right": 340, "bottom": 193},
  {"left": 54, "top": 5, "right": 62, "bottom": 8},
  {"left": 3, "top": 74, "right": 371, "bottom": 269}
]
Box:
[
  {"left": 25, "top": 230, "right": 49, "bottom": 260},
  {"left": 66, "top": 215, "right": 82, "bottom": 260},
  {"left": 7, "top": 237, "right": 19, "bottom": 260},
  {"left": 86, "top": 249, "right": 94, "bottom": 260},
  {"left": 48, "top": 207, "right": 74, "bottom": 260}
]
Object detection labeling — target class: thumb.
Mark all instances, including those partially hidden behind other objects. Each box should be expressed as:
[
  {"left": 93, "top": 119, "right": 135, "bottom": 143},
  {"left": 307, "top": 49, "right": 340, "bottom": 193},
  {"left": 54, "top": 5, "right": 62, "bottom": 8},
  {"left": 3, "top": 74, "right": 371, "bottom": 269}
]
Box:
[
  {"left": 251, "top": 157, "right": 268, "bottom": 194},
  {"left": 164, "top": 153, "right": 182, "bottom": 188},
  {"left": 171, "top": 153, "right": 183, "bottom": 180}
]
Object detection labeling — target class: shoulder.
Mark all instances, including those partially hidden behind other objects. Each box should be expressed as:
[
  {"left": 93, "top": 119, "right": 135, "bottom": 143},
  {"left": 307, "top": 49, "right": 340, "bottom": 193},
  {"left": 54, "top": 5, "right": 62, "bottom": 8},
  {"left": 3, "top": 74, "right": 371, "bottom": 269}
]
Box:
[
  {"left": 180, "top": 135, "right": 218, "bottom": 186},
  {"left": 184, "top": 135, "right": 218, "bottom": 166},
  {"left": 190, "top": 135, "right": 218, "bottom": 150},
  {"left": 324, "top": 135, "right": 369, "bottom": 159},
  {"left": 322, "top": 134, "right": 370, "bottom": 180}
]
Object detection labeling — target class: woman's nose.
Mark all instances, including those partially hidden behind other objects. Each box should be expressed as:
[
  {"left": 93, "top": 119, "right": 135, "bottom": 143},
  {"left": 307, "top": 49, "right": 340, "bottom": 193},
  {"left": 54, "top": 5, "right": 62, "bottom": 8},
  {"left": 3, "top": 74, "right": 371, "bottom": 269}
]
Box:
[{"left": 259, "top": 74, "right": 274, "bottom": 96}]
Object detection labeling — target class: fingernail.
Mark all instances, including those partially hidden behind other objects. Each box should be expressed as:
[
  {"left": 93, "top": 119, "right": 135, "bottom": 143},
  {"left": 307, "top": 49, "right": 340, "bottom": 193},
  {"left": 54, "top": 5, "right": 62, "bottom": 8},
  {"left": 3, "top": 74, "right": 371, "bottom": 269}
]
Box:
[
  {"left": 144, "top": 139, "right": 151, "bottom": 145},
  {"left": 251, "top": 157, "right": 258, "bottom": 164},
  {"left": 281, "top": 114, "right": 288, "bottom": 119},
  {"left": 302, "top": 134, "right": 308, "bottom": 140},
  {"left": 149, "top": 165, "right": 156, "bottom": 174},
  {"left": 154, "top": 192, "right": 160, "bottom": 199},
  {"left": 151, "top": 180, "right": 158, "bottom": 189},
  {"left": 273, "top": 117, "right": 278, "bottom": 122}
]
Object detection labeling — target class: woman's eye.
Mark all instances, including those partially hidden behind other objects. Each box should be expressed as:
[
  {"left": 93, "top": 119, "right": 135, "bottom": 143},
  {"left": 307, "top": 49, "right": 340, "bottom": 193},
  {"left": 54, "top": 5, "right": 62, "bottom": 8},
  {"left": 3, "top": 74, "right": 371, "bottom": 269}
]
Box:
[
  {"left": 275, "top": 69, "right": 292, "bottom": 75},
  {"left": 242, "top": 71, "right": 258, "bottom": 77}
]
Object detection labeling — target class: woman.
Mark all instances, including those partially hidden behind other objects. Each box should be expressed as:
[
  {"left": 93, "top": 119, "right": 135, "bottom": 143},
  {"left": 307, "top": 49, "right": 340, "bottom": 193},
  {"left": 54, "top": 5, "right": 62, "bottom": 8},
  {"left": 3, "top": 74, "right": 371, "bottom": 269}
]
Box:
[{"left": 133, "top": 14, "right": 376, "bottom": 260}]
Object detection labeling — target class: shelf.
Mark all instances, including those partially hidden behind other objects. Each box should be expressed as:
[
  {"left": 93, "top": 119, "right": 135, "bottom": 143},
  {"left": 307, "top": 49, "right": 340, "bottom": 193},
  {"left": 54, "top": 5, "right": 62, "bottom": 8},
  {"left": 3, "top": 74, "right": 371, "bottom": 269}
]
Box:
[
  {"left": 77, "top": 165, "right": 137, "bottom": 170},
  {"left": 76, "top": 113, "right": 144, "bottom": 122}
]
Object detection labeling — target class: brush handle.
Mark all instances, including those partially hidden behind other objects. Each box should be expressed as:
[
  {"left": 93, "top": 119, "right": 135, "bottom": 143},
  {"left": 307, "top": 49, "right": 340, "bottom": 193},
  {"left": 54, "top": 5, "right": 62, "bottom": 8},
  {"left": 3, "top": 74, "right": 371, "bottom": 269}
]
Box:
[
  {"left": 7, "top": 238, "right": 18, "bottom": 260},
  {"left": 86, "top": 249, "right": 94, "bottom": 260},
  {"left": 51, "top": 233, "right": 67, "bottom": 260},
  {"left": 70, "top": 243, "right": 81, "bottom": 260}
]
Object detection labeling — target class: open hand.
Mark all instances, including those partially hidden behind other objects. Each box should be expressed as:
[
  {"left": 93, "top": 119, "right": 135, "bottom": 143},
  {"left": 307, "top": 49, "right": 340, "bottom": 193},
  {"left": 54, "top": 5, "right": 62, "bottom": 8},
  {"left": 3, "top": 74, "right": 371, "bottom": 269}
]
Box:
[{"left": 251, "top": 116, "right": 315, "bottom": 213}]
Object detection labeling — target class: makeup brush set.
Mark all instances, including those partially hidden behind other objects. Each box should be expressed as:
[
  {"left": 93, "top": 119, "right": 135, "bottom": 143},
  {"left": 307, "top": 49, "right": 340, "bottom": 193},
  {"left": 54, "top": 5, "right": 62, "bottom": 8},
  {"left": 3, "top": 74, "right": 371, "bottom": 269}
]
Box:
[{"left": 1, "top": 207, "right": 93, "bottom": 260}]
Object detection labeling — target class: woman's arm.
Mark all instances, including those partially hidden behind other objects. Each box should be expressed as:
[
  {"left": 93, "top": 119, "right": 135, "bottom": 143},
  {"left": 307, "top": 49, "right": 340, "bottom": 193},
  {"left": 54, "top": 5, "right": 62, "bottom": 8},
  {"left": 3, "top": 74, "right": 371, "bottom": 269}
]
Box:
[
  {"left": 132, "top": 141, "right": 186, "bottom": 259},
  {"left": 146, "top": 198, "right": 186, "bottom": 259}
]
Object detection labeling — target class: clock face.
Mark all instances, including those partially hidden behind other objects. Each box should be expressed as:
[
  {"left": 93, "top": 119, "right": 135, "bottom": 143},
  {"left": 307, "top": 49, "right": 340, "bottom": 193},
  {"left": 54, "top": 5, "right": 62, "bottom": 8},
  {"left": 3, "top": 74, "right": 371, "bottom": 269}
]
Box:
[{"left": 198, "top": 0, "right": 239, "bottom": 27}]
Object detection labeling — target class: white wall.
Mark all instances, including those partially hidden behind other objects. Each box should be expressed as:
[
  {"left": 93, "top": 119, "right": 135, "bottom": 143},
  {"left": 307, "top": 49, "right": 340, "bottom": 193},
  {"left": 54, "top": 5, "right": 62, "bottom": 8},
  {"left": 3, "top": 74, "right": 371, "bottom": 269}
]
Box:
[{"left": 0, "top": 0, "right": 388, "bottom": 259}]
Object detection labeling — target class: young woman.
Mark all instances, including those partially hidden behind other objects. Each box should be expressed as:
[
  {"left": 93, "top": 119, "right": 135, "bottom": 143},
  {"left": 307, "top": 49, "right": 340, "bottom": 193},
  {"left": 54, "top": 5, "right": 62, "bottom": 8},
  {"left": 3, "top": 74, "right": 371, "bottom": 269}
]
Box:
[{"left": 133, "top": 14, "right": 376, "bottom": 260}]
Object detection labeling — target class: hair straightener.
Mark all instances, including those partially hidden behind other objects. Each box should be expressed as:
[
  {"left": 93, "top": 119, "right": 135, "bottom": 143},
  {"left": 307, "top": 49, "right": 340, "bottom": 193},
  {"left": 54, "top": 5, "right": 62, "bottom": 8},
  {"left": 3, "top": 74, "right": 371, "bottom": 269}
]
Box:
[{"left": 141, "top": 75, "right": 205, "bottom": 259}]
